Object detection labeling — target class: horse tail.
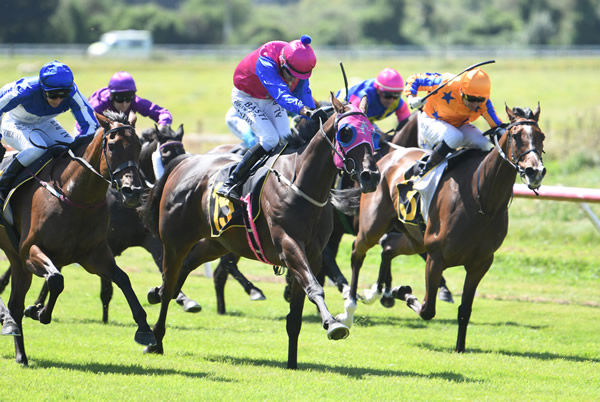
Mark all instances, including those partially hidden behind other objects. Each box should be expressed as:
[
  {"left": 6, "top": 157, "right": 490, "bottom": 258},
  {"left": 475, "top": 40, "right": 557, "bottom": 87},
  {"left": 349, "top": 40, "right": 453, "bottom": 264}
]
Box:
[
  {"left": 329, "top": 187, "right": 361, "bottom": 216},
  {"left": 139, "top": 154, "right": 191, "bottom": 234}
]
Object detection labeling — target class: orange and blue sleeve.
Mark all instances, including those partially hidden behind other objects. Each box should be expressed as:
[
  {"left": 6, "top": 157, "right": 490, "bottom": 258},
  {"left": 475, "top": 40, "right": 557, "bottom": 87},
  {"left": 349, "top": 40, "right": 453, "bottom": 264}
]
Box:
[
  {"left": 403, "top": 72, "right": 443, "bottom": 97},
  {"left": 481, "top": 99, "right": 503, "bottom": 128}
]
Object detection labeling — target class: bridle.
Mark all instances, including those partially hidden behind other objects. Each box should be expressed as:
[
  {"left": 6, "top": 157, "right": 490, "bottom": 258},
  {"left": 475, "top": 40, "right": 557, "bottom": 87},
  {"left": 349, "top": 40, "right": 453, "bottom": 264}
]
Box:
[
  {"left": 476, "top": 118, "right": 544, "bottom": 214},
  {"left": 68, "top": 124, "right": 140, "bottom": 192},
  {"left": 492, "top": 119, "right": 544, "bottom": 177}
]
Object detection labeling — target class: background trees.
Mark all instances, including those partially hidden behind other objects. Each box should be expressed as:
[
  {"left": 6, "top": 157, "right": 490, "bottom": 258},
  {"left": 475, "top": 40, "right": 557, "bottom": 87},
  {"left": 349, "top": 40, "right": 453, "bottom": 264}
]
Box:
[{"left": 2, "top": 0, "right": 599, "bottom": 46}]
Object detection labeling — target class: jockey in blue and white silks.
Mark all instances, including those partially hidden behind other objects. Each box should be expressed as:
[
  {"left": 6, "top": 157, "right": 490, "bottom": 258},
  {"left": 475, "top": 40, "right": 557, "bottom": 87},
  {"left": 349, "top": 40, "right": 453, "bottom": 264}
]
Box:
[{"left": 0, "top": 60, "right": 98, "bottom": 201}]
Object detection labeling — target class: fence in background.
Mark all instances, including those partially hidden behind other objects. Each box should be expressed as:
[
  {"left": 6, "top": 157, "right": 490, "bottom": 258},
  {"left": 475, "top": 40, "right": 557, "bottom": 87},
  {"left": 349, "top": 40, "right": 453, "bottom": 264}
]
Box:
[{"left": 513, "top": 184, "right": 600, "bottom": 233}]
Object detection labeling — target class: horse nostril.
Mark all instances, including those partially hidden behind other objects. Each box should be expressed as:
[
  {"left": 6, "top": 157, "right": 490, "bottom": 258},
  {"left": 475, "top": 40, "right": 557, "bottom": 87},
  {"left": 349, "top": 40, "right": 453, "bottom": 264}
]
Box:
[
  {"left": 360, "top": 171, "right": 371, "bottom": 184},
  {"left": 541, "top": 167, "right": 547, "bottom": 178},
  {"left": 525, "top": 167, "right": 535, "bottom": 177}
]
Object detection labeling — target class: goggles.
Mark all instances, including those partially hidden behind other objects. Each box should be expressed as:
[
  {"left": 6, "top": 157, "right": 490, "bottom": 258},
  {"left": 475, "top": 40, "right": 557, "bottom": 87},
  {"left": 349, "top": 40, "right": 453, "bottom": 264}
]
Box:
[
  {"left": 381, "top": 91, "right": 400, "bottom": 100},
  {"left": 462, "top": 93, "right": 486, "bottom": 103},
  {"left": 112, "top": 92, "right": 134, "bottom": 103},
  {"left": 45, "top": 89, "right": 70, "bottom": 99}
]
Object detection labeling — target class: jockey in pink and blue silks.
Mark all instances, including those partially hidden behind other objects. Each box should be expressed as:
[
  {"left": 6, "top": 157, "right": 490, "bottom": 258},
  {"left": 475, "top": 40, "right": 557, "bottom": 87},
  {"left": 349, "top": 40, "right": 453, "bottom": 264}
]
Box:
[
  {"left": 337, "top": 68, "right": 410, "bottom": 151},
  {"left": 217, "top": 34, "right": 323, "bottom": 201}
]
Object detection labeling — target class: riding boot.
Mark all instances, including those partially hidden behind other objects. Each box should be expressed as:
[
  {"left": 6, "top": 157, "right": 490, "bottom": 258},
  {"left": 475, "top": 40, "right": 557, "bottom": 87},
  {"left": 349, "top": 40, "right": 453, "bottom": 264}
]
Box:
[
  {"left": 0, "top": 158, "right": 25, "bottom": 203},
  {"left": 216, "top": 143, "right": 267, "bottom": 200},
  {"left": 416, "top": 140, "right": 455, "bottom": 177}
]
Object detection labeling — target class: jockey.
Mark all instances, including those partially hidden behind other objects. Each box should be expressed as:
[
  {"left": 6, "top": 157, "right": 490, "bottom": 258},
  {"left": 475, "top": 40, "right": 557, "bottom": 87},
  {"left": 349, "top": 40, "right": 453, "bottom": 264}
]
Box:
[
  {"left": 403, "top": 68, "right": 503, "bottom": 176},
  {"left": 338, "top": 68, "right": 410, "bottom": 150},
  {"left": 0, "top": 60, "right": 98, "bottom": 202},
  {"left": 85, "top": 71, "right": 174, "bottom": 179},
  {"left": 217, "top": 34, "right": 324, "bottom": 201},
  {"left": 84, "top": 71, "right": 173, "bottom": 133}
]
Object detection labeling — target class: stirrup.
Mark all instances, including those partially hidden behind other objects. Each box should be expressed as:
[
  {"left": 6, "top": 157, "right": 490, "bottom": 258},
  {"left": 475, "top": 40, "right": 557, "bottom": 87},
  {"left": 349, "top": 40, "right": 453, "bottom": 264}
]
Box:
[{"left": 216, "top": 183, "right": 240, "bottom": 201}]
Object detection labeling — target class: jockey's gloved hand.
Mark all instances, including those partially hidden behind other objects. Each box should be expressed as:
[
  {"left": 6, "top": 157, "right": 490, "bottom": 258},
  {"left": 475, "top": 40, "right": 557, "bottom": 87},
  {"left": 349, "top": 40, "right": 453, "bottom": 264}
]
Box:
[
  {"left": 0, "top": 143, "right": 5, "bottom": 161},
  {"left": 303, "top": 108, "right": 328, "bottom": 124},
  {"left": 69, "top": 134, "right": 93, "bottom": 150},
  {"left": 407, "top": 96, "right": 426, "bottom": 110}
]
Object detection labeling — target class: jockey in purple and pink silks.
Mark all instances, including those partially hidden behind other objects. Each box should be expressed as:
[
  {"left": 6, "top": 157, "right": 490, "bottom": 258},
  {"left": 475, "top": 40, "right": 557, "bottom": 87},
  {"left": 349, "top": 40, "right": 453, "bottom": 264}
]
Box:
[
  {"left": 217, "top": 34, "right": 325, "bottom": 201},
  {"left": 79, "top": 71, "right": 172, "bottom": 135},
  {"left": 337, "top": 68, "right": 410, "bottom": 151}
]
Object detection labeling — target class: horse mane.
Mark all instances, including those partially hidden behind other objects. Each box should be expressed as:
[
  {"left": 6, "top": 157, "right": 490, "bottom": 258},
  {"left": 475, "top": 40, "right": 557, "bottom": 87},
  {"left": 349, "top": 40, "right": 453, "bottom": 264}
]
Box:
[
  {"left": 139, "top": 153, "right": 192, "bottom": 235},
  {"left": 103, "top": 110, "right": 129, "bottom": 124},
  {"left": 511, "top": 107, "right": 534, "bottom": 120}
]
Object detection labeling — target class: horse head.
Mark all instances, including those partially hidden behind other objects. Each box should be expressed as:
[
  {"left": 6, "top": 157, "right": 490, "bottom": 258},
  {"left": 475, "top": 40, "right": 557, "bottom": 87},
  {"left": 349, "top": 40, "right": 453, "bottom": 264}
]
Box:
[
  {"left": 329, "top": 93, "right": 380, "bottom": 193},
  {"left": 97, "top": 111, "right": 144, "bottom": 207},
  {"left": 504, "top": 104, "right": 546, "bottom": 190},
  {"left": 155, "top": 123, "right": 185, "bottom": 166}
]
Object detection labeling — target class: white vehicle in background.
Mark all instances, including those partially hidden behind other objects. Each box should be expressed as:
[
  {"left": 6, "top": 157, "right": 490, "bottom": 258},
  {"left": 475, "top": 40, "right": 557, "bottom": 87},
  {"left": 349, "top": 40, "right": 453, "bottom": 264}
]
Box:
[{"left": 87, "top": 30, "right": 153, "bottom": 58}]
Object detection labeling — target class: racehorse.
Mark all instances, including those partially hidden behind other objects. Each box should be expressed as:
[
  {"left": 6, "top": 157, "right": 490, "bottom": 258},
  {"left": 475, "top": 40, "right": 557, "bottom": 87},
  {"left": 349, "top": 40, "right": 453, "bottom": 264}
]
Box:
[
  {"left": 0, "top": 123, "right": 205, "bottom": 321},
  {"left": 337, "top": 104, "right": 546, "bottom": 352},
  {"left": 1, "top": 111, "right": 156, "bottom": 365},
  {"left": 140, "top": 94, "right": 380, "bottom": 368}
]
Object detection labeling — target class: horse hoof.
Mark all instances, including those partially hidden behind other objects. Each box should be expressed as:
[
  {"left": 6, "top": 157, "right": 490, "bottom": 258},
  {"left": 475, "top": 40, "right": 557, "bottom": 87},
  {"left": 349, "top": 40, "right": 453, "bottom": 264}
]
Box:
[
  {"left": 182, "top": 299, "right": 202, "bottom": 313},
  {"left": 327, "top": 322, "right": 349, "bottom": 340},
  {"left": 249, "top": 288, "right": 266, "bottom": 301},
  {"left": 1, "top": 322, "right": 20, "bottom": 336},
  {"left": 147, "top": 287, "right": 161, "bottom": 304},
  {"left": 135, "top": 330, "right": 157, "bottom": 346},
  {"left": 24, "top": 304, "right": 41, "bottom": 321},
  {"left": 144, "top": 344, "right": 163, "bottom": 354},
  {"left": 380, "top": 295, "right": 395, "bottom": 308},
  {"left": 438, "top": 286, "right": 454, "bottom": 303}
]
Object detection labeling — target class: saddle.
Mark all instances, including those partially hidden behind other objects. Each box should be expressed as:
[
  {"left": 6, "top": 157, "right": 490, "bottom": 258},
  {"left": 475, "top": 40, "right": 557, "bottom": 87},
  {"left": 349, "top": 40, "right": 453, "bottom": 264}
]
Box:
[{"left": 207, "top": 144, "right": 287, "bottom": 237}]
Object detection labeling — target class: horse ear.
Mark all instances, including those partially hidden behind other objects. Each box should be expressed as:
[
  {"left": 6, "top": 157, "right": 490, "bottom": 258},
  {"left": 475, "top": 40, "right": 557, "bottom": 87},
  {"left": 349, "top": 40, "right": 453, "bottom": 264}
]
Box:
[
  {"left": 176, "top": 124, "right": 184, "bottom": 140},
  {"left": 96, "top": 113, "right": 110, "bottom": 130},
  {"left": 154, "top": 124, "right": 163, "bottom": 141},
  {"left": 533, "top": 102, "right": 540, "bottom": 122},
  {"left": 505, "top": 104, "right": 516, "bottom": 122},
  {"left": 359, "top": 95, "right": 368, "bottom": 114},
  {"left": 330, "top": 91, "right": 344, "bottom": 113}
]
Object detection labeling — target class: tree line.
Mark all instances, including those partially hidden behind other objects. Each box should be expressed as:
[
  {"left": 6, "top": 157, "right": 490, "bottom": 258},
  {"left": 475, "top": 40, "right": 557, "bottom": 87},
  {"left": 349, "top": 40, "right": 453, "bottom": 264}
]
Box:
[{"left": 1, "top": 0, "right": 599, "bottom": 46}]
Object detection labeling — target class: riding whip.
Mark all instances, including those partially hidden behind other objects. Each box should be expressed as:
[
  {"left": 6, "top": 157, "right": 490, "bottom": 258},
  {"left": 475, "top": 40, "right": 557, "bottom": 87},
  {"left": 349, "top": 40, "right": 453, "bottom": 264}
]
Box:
[
  {"left": 420, "top": 59, "right": 495, "bottom": 103},
  {"left": 340, "top": 62, "right": 349, "bottom": 102}
]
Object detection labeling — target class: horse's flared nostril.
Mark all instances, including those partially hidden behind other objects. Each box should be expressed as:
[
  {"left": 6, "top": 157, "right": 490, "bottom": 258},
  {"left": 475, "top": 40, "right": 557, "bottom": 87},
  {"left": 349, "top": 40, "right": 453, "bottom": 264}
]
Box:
[{"left": 359, "top": 170, "right": 380, "bottom": 193}]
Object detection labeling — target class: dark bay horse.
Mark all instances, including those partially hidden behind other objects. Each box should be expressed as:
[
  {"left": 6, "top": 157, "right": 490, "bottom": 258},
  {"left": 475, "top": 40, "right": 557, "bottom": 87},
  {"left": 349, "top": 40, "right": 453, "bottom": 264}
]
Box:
[
  {"left": 1, "top": 111, "right": 156, "bottom": 365},
  {"left": 338, "top": 105, "right": 546, "bottom": 352},
  {"left": 140, "top": 94, "right": 380, "bottom": 368}
]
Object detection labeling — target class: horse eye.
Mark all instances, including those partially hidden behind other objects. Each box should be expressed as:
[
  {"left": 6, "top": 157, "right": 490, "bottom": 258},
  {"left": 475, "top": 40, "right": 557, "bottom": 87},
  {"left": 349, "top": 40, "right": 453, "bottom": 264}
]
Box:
[{"left": 338, "top": 127, "right": 354, "bottom": 144}]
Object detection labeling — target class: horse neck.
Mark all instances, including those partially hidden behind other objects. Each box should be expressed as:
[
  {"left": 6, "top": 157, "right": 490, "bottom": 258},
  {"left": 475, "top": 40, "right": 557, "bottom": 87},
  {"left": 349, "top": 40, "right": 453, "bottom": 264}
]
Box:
[
  {"left": 61, "top": 132, "right": 109, "bottom": 203},
  {"left": 293, "top": 120, "right": 338, "bottom": 202},
  {"left": 475, "top": 132, "right": 517, "bottom": 214},
  {"left": 139, "top": 139, "right": 158, "bottom": 180}
]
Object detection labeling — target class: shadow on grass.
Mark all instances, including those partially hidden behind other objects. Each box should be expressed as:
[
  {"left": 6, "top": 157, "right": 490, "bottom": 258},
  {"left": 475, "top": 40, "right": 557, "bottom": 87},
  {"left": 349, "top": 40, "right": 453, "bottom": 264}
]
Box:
[
  {"left": 415, "top": 342, "right": 600, "bottom": 363},
  {"left": 23, "top": 358, "right": 233, "bottom": 381},
  {"left": 204, "top": 354, "right": 477, "bottom": 382}
]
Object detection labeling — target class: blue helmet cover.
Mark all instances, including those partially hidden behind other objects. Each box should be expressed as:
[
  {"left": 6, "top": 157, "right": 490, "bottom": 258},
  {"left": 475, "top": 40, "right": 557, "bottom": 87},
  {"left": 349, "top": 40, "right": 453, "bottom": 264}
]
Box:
[{"left": 39, "top": 60, "right": 74, "bottom": 91}]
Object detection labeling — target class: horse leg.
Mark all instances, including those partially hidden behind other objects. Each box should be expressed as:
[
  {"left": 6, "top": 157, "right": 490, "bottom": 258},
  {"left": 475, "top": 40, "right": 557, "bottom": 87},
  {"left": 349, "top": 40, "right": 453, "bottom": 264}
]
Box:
[
  {"left": 8, "top": 260, "right": 32, "bottom": 365},
  {"left": 286, "top": 275, "right": 306, "bottom": 369},
  {"left": 0, "top": 296, "right": 20, "bottom": 336},
  {"left": 280, "top": 235, "right": 348, "bottom": 341},
  {"left": 22, "top": 245, "right": 63, "bottom": 325},
  {"left": 81, "top": 243, "right": 155, "bottom": 347},
  {"left": 418, "top": 254, "right": 445, "bottom": 320},
  {"left": 213, "top": 257, "right": 229, "bottom": 314},
  {"left": 224, "top": 254, "right": 265, "bottom": 301},
  {"left": 419, "top": 253, "right": 454, "bottom": 303},
  {"left": 146, "top": 242, "right": 194, "bottom": 354},
  {"left": 0, "top": 266, "right": 10, "bottom": 293},
  {"left": 100, "top": 277, "right": 113, "bottom": 323},
  {"left": 322, "top": 233, "right": 349, "bottom": 297},
  {"left": 456, "top": 257, "right": 492, "bottom": 353}
]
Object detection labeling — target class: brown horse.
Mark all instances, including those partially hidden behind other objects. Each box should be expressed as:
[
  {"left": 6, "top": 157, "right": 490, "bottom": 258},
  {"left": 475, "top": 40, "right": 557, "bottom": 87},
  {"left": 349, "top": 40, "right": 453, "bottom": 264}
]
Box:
[
  {"left": 1, "top": 111, "right": 156, "bottom": 365},
  {"left": 140, "top": 94, "right": 380, "bottom": 368},
  {"left": 337, "top": 105, "right": 546, "bottom": 352}
]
